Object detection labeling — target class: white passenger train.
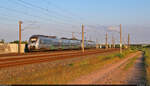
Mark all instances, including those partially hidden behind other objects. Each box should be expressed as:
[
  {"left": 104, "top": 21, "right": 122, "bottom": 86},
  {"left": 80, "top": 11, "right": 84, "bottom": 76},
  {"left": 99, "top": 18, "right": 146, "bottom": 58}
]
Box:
[{"left": 28, "top": 35, "right": 96, "bottom": 51}]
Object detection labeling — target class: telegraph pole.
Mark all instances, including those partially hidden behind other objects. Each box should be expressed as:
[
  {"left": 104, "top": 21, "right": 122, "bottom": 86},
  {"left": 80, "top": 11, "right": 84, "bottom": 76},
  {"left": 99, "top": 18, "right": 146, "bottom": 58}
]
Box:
[
  {"left": 120, "top": 24, "right": 122, "bottom": 54},
  {"left": 82, "top": 24, "right": 84, "bottom": 53},
  {"left": 128, "top": 33, "right": 130, "bottom": 48},
  {"left": 18, "top": 21, "right": 23, "bottom": 54},
  {"left": 105, "top": 32, "right": 108, "bottom": 49}
]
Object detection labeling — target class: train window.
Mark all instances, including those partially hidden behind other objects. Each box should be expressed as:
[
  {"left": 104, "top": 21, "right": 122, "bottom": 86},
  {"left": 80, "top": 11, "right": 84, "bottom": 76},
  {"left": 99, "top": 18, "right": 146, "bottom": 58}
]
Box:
[
  {"left": 39, "top": 40, "right": 42, "bottom": 44},
  {"left": 30, "top": 37, "right": 37, "bottom": 43}
]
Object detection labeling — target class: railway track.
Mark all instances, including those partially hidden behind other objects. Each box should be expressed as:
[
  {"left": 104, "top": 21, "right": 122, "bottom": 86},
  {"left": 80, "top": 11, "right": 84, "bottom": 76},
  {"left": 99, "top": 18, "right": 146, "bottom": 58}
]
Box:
[
  {"left": 0, "top": 48, "right": 100, "bottom": 57},
  {"left": 0, "top": 49, "right": 114, "bottom": 59},
  {"left": 0, "top": 49, "right": 119, "bottom": 68}
]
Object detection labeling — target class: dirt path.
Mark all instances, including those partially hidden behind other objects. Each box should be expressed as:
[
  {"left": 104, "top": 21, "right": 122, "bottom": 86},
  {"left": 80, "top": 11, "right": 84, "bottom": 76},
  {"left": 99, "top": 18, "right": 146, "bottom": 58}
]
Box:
[
  {"left": 68, "top": 51, "right": 146, "bottom": 85},
  {"left": 124, "top": 53, "right": 146, "bottom": 84}
]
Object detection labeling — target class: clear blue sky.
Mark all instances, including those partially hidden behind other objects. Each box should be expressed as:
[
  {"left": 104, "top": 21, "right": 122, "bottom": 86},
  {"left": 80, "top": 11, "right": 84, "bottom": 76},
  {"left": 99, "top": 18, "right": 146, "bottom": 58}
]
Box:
[{"left": 0, "top": 0, "right": 150, "bottom": 44}]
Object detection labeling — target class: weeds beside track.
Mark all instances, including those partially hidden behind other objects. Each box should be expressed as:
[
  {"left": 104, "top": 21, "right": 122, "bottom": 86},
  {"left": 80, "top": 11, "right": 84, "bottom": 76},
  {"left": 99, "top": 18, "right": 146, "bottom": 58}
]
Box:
[
  {"left": 0, "top": 49, "right": 119, "bottom": 68},
  {"left": 143, "top": 48, "right": 150, "bottom": 85}
]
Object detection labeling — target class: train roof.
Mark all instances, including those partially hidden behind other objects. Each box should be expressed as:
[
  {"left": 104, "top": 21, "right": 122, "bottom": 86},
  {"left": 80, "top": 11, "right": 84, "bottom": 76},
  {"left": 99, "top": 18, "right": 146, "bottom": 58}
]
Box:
[
  {"left": 31, "top": 35, "right": 57, "bottom": 38},
  {"left": 69, "top": 38, "right": 79, "bottom": 40},
  {"left": 61, "top": 37, "right": 69, "bottom": 40},
  {"left": 61, "top": 37, "right": 80, "bottom": 41},
  {"left": 88, "top": 40, "right": 94, "bottom": 42},
  {"left": 30, "top": 35, "right": 95, "bottom": 42}
]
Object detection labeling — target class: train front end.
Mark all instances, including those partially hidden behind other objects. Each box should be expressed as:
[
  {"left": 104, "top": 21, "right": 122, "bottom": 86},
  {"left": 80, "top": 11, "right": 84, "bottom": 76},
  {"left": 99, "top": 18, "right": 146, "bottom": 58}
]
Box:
[{"left": 28, "top": 36, "right": 39, "bottom": 51}]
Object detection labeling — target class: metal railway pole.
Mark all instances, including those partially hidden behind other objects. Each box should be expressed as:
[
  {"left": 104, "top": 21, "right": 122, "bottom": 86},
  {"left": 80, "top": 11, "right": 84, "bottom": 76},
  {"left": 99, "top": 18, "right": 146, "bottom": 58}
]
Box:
[
  {"left": 128, "top": 33, "right": 130, "bottom": 48},
  {"left": 112, "top": 35, "right": 114, "bottom": 48},
  {"left": 120, "top": 24, "right": 122, "bottom": 54},
  {"left": 105, "top": 32, "right": 108, "bottom": 49},
  {"left": 72, "top": 32, "right": 75, "bottom": 39},
  {"left": 96, "top": 38, "right": 99, "bottom": 49},
  {"left": 112, "top": 35, "right": 116, "bottom": 48},
  {"left": 81, "top": 24, "right": 85, "bottom": 53},
  {"left": 18, "top": 21, "right": 23, "bottom": 54}
]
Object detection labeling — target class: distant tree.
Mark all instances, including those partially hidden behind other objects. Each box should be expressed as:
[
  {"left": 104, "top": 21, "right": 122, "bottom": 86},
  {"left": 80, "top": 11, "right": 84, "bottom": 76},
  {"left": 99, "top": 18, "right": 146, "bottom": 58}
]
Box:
[
  {"left": 22, "top": 41, "right": 28, "bottom": 44},
  {"left": 10, "top": 40, "right": 28, "bottom": 44},
  {"left": 10, "top": 40, "right": 19, "bottom": 44},
  {"left": 144, "top": 45, "right": 150, "bottom": 48},
  {"left": 0, "top": 39, "right": 5, "bottom": 43}
]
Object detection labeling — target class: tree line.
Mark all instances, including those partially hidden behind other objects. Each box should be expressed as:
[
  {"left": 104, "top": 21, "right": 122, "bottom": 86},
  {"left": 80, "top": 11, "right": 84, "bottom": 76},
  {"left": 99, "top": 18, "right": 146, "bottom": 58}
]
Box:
[{"left": 0, "top": 39, "right": 28, "bottom": 44}]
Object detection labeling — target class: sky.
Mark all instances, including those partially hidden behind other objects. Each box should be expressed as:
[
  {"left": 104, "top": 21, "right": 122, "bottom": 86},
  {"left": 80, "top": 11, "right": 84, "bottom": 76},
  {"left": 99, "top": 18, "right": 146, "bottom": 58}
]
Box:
[{"left": 0, "top": 0, "right": 150, "bottom": 44}]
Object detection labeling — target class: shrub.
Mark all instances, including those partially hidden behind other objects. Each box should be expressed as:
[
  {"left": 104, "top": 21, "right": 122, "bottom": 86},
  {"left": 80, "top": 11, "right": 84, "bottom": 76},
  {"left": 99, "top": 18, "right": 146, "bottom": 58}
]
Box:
[
  {"left": 68, "top": 63, "right": 74, "bottom": 67},
  {"left": 143, "top": 48, "right": 150, "bottom": 84},
  {"left": 115, "top": 53, "right": 125, "bottom": 58},
  {"left": 102, "top": 56, "right": 112, "bottom": 60},
  {"left": 80, "top": 60, "right": 89, "bottom": 66}
]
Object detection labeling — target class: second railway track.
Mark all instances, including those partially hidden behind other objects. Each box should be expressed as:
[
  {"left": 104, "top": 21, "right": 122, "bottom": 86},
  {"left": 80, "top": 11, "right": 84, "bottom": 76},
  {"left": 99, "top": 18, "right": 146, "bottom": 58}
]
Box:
[{"left": 0, "top": 49, "right": 119, "bottom": 68}]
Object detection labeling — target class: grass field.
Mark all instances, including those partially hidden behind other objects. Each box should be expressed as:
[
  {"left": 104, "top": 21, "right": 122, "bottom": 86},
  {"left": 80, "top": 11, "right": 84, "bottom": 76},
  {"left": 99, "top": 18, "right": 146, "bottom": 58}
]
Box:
[{"left": 143, "top": 48, "right": 150, "bottom": 84}]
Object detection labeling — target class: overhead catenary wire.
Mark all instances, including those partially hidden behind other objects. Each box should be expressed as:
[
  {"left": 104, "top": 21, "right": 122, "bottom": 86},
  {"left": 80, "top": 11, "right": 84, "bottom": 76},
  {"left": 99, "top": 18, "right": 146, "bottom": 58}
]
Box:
[
  {"left": 16, "top": 0, "right": 80, "bottom": 26},
  {"left": 2, "top": 0, "right": 79, "bottom": 27},
  {"left": 43, "top": 0, "right": 87, "bottom": 21},
  {"left": 0, "top": 5, "right": 79, "bottom": 29},
  {"left": 0, "top": 15, "right": 18, "bottom": 22},
  {"left": 0, "top": 0, "right": 102, "bottom": 42},
  {"left": 0, "top": 9, "right": 37, "bottom": 23},
  {"left": 2, "top": 0, "right": 88, "bottom": 30},
  {"left": 0, "top": 13, "right": 79, "bottom": 37}
]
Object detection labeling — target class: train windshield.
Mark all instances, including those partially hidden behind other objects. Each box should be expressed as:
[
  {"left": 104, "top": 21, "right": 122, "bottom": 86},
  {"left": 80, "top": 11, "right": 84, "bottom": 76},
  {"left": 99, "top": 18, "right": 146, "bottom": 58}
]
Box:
[{"left": 30, "top": 37, "right": 37, "bottom": 43}]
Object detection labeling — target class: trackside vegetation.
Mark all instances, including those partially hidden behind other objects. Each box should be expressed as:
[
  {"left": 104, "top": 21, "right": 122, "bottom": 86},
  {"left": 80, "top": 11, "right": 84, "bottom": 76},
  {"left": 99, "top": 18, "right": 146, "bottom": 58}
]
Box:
[
  {"left": 143, "top": 48, "right": 150, "bottom": 84},
  {"left": 123, "top": 56, "right": 138, "bottom": 70},
  {"left": 2, "top": 49, "right": 136, "bottom": 84}
]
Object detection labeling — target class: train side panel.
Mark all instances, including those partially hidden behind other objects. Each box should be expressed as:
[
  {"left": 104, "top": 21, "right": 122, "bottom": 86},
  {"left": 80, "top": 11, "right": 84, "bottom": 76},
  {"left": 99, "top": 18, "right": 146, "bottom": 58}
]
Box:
[{"left": 28, "top": 35, "right": 96, "bottom": 51}]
